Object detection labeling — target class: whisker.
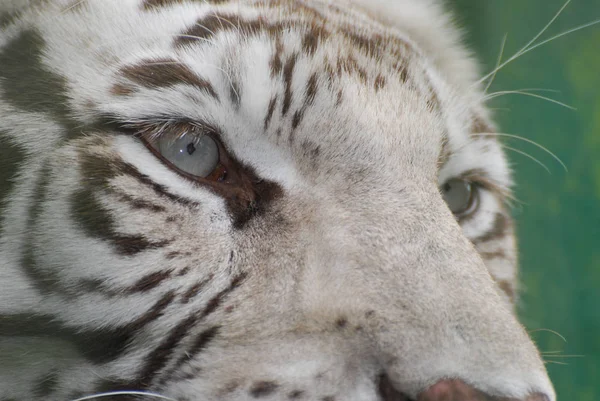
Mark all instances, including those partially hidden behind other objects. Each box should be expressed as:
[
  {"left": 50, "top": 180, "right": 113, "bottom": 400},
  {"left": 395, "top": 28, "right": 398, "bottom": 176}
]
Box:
[
  {"left": 520, "top": 17, "right": 600, "bottom": 61},
  {"left": 502, "top": 145, "right": 551, "bottom": 173},
  {"left": 487, "top": 87, "right": 562, "bottom": 95},
  {"left": 59, "top": 0, "right": 89, "bottom": 15},
  {"left": 540, "top": 354, "right": 585, "bottom": 358},
  {"left": 543, "top": 360, "right": 569, "bottom": 366},
  {"left": 71, "top": 391, "right": 177, "bottom": 401},
  {"left": 484, "top": 90, "right": 576, "bottom": 110},
  {"left": 484, "top": 33, "right": 508, "bottom": 93},
  {"left": 529, "top": 328, "right": 568, "bottom": 343},
  {"left": 212, "top": 11, "right": 240, "bottom": 31},
  {"left": 175, "top": 34, "right": 219, "bottom": 46},
  {"left": 473, "top": 132, "right": 567, "bottom": 172},
  {"left": 476, "top": 0, "right": 572, "bottom": 86}
]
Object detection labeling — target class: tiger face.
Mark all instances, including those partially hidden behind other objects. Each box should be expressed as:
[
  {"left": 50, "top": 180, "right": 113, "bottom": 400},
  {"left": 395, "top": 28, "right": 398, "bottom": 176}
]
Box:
[{"left": 0, "top": 1, "right": 554, "bottom": 400}]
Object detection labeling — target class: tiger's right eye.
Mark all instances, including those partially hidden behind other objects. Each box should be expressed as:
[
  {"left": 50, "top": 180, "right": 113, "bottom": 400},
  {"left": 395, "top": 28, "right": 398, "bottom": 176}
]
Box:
[{"left": 158, "top": 134, "right": 220, "bottom": 179}]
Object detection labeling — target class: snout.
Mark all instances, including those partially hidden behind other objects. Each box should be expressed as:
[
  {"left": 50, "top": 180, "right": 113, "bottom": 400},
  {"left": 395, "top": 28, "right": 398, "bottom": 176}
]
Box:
[
  {"left": 296, "top": 185, "right": 556, "bottom": 401},
  {"left": 379, "top": 376, "right": 551, "bottom": 401}
]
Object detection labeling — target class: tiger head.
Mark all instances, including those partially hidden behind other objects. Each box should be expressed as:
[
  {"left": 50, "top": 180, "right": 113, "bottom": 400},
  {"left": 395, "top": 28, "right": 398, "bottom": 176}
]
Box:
[{"left": 0, "top": 1, "right": 554, "bottom": 400}]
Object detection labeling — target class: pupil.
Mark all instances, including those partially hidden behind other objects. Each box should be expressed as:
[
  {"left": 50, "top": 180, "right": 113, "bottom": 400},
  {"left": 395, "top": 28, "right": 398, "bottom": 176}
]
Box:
[{"left": 186, "top": 142, "right": 196, "bottom": 155}]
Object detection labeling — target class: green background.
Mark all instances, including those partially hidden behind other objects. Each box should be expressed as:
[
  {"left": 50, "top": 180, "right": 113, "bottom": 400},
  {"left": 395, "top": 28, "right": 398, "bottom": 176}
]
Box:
[{"left": 452, "top": 1, "right": 600, "bottom": 399}]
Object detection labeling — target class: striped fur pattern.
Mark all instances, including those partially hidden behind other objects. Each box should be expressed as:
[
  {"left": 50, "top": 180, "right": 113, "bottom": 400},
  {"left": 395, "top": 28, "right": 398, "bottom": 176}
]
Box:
[{"left": 0, "top": 1, "right": 553, "bottom": 400}]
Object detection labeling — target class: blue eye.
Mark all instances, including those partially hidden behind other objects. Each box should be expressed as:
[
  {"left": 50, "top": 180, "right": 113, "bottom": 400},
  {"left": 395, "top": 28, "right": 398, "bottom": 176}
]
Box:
[
  {"left": 158, "top": 133, "right": 220, "bottom": 178},
  {"left": 442, "top": 179, "right": 478, "bottom": 215}
]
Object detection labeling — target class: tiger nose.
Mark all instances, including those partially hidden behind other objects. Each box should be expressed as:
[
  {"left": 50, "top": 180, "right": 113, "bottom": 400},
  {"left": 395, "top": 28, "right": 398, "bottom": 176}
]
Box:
[{"left": 417, "top": 380, "right": 550, "bottom": 401}]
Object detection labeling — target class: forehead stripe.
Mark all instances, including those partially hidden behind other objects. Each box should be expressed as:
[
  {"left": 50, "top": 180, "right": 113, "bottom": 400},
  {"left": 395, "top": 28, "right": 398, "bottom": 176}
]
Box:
[
  {"left": 175, "top": 14, "right": 289, "bottom": 48},
  {"left": 143, "top": 0, "right": 229, "bottom": 10},
  {"left": 118, "top": 58, "right": 218, "bottom": 100}
]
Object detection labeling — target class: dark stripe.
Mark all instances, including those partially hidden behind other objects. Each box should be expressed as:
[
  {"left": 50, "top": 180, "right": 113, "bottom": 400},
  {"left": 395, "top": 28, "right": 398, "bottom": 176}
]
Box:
[
  {"left": 110, "top": 83, "right": 136, "bottom": 96},
  {"left": 497, "top": 280, "right": 515, "bottom": 301},
  {"left": 143, "top": 0, "right": 229, "bottom": 10},
  {"left": 301, "top": 140, "right": 320, "bottom": 161},
  {"left": 115, "top": 191, "right": 166, "bottom": 213},
  {"left": 0, "top": 133, "right": 25, "bottom": 235},
  {"left": 20, "top": 166, "right": 64, "bottom": 295},
  {"left": 128, "top": 270, "right": 173, "bottom": 293},
  {"left": 137, "top": 314, "right": 199, "bottom": 386},
  {"left": 290, "top": 72, "right": 318, "bottom": 132},
  {"left": 113, "top": 159, "right": 200, "bottom": 208},
  {"left": 0, "top": 30, "right": 80, "bottom": 139},
  {"left": 175, "top": 13, "right": 233, "bottom": 47},
  {"left": 250, "top": 381, "right": 279, "bottom": 398},
  {"left": 471, "top": 116, "right": 494, "bottom": 135},
  {"left": 127, "top": 290, "right": 177, "bottom": 333},
  {"left": 33, "top": 371, "right": 60, "bottom": 398},
  {"left": 175, "top": 14, "right": 287, "bottom": 48},
  {"left": 291, "top": 110, "right": 303, "bottom": 131},
  {"left": 201, "top": 272, "right": 247, "bottom": 318},
  {"left": 137, "top": 273, "right": 247, "bottom": 386},
  {"left": 158, "top": 326, "right": 220, "bottom": 385},
  {"left": 230, "top": 79, "right": 241, "bottom": 108},
  {"left": 77, "top": 147, "right": 198, "bottom": 216},
  {"left": 70, "top": 187, "right": 170, "bottom": 256},
  {"left": 188, "top": 327, "right": 219, "bottom": 369},
  {"left": 472, "top": 213, "right": 508, "bottom": 244},
  {"left": 119, "top": 58, "right": 218, "bottom": 100},
  {"left": 270, "top": 39, "right": 284, "bottom": 78},
  {"left": 301, "top": 26, "right": 328, "bottom": 56},
  {"left": 180, "top": 275, "right": 214, "bottom": 304},
  {"left": 0, "top": 314, "right": 126, "bottom": 364},
  {"left": 426, "top": 88, "right": 441, "bottom": 112},
  {"left": 0, "top": 10, "right": 21, "bottom": 28},
  {"left": 437, "top": 135, "right": 451, "bottom": 169},
  {"left": 0, "top": 291, "right": 175, "bottom": 365},
  {"left": 305, "top": 72, "right": 318, "bottom": 106},
  {"left": 374, "top": 74, "right": 386, "bottom": 92},
  {"left": 282, "top": 54, "right": 298, "bottom": 116},
  {"left": 264, "top": 96, "right": 278, "bottom": 130},
  {"left": 345, "top": 31, "right": 379, "bottom": 58},
  {"left": 480, "top": 250, "right": 507, "bottom": 260}
]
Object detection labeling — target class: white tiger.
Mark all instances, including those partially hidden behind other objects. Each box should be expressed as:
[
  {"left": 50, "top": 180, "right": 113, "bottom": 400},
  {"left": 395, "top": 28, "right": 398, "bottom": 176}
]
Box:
[{"left": 0, "top": 0, "right": 557, "bottom": 400}]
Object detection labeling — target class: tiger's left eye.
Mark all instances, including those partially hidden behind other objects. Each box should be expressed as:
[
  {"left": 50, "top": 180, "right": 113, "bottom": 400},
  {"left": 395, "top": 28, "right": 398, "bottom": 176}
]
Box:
[
  {"left": 441, "top": 178, "right": 478, "bottom": 216},
  {"left": 158, "top": 134, "right": 220, "bottom": 178}
]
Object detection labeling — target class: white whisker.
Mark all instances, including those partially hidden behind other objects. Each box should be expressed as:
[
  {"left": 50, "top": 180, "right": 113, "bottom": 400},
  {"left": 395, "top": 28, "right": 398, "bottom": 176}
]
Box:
[
  {"left": 489, "top": 87, "right": 562, "bottom": 94},
  {"left": 529, "top": 328, "right": 568, "bottom": 343},
  {"left": 174, "top": 34, "right": 219, "bottom": 46},
  {"left": 543, "top": 360, "right": 569, "bottom": 366},
  {"left": 501, "top": 145, "right": 551, "bottom": 173},
  {"left": 484, "top": 90, "right": 576, "bottom": 111},
  {"left": 540, "top": 354, "right": 585, "bottom": 358},
  {"left": 71, "top": 391, "right": 177, "bottom": 401},
  {"left": 474, "top": 132, "right": 568, "bottom": 172},
  {"left": 484, "top": 33, "right": 508, "bottom": 93},
  {"left": 59, "top": 0, "right": 89, "bottom": 15},
  {"left": 517, "top": 17, "right": 600, "bottom": 60},
  {"left": 476, "top": 0, "right": 578, "bottom": 86}
]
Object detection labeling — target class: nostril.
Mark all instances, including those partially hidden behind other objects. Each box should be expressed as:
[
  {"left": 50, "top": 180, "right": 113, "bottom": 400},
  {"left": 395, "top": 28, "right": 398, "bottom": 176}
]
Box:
[
  {"left": 417, "top": 379, "right": 551, "bottom": 401},
  {"left": 377, "top": 374, "right": 413, "bottom": 401}
]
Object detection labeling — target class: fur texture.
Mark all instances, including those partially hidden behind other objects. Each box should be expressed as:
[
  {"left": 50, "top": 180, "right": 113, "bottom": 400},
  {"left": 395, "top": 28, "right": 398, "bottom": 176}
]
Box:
[{"left": 0, "top": 1, "right": 554, "bottom": 400}]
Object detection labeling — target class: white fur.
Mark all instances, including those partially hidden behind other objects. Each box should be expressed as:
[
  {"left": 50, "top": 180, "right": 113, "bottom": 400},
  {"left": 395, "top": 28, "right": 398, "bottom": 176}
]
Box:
[{"left": 0, "top": 1, "right": 554, "bottom": 400}]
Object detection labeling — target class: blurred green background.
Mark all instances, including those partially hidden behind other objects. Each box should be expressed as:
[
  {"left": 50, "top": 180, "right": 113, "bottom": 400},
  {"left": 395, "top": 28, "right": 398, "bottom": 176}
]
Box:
[{"left": 452, "top": 1, "right": 600, "bottom": 399}]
